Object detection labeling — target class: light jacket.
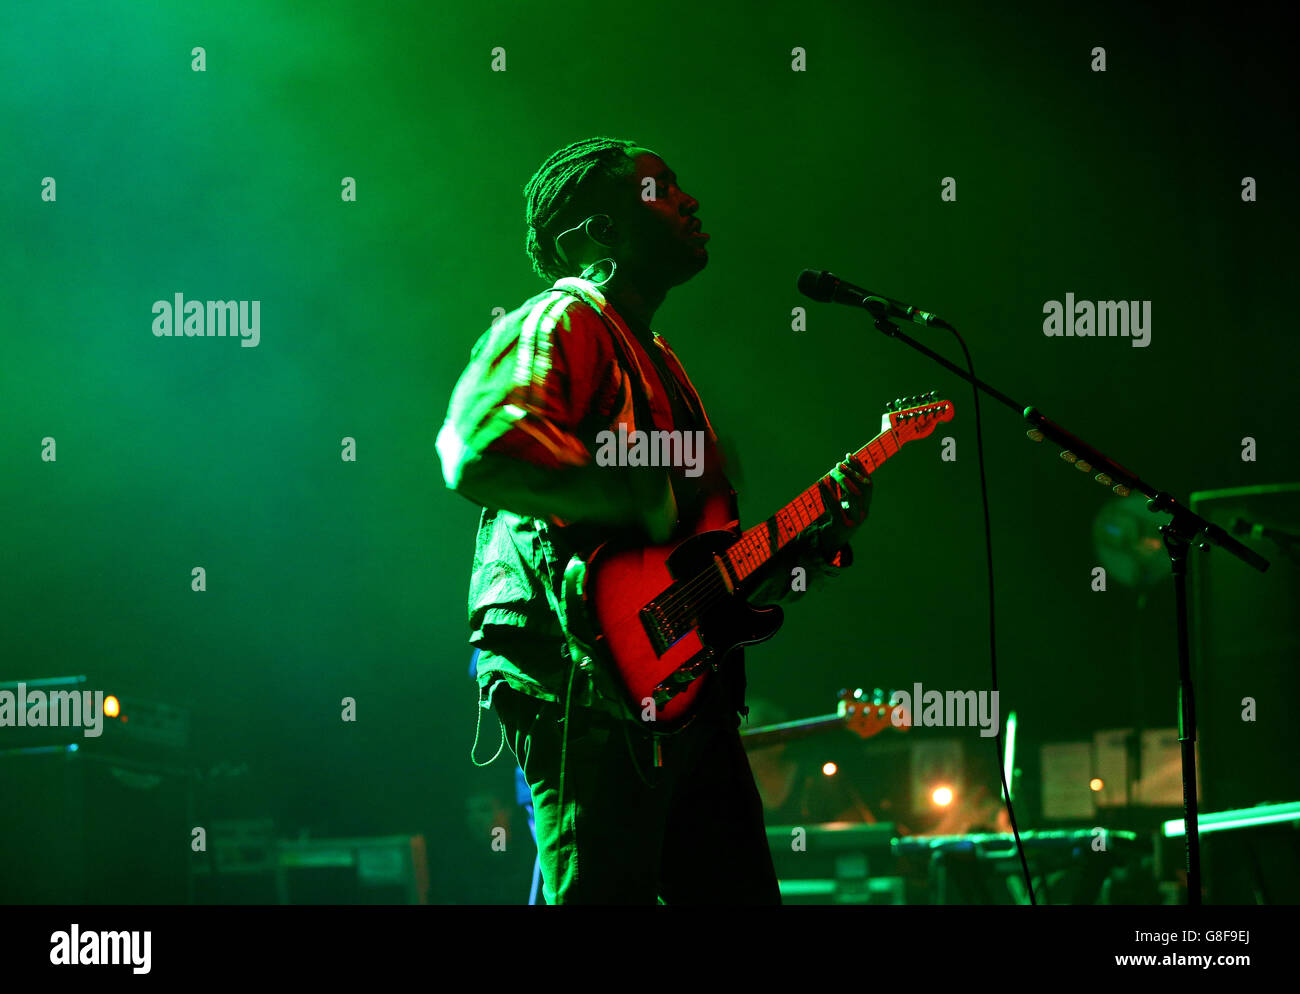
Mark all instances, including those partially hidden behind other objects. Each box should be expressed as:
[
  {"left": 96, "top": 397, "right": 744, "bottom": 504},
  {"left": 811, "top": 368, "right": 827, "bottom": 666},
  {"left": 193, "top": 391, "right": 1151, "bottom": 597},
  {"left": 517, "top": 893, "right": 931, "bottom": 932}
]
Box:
[{"left": 436, "top": 277, "right": 850, "bottom": 712}]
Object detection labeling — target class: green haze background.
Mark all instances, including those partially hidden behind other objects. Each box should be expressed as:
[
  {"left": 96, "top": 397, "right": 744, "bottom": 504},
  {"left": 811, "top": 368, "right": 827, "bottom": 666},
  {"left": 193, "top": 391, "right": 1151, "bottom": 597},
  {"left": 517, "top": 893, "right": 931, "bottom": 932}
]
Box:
[{"left": 2, "top": 0, "right": 1296, "bottom": 902}]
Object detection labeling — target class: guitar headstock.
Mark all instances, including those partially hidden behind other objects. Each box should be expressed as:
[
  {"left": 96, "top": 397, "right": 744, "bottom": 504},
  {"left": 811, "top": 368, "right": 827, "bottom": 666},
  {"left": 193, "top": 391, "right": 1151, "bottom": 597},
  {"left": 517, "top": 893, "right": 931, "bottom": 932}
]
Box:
[
  {"left": 882, "top": 391, "right": 955, "bottom": 440},
  {"left": 837, "top": 687, "right": 908, "bottom": 740}
]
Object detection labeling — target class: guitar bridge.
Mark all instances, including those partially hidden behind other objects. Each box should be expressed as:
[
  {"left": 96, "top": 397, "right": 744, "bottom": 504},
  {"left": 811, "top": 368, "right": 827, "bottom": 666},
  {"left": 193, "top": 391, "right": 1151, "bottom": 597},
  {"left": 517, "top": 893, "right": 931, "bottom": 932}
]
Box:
[{"left": 639, "top": 597, "right": 686, "bottom": 656}]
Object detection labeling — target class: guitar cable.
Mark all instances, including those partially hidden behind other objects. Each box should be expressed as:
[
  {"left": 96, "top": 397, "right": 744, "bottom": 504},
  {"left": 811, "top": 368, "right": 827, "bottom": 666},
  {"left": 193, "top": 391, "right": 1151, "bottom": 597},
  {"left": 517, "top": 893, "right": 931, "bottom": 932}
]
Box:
[
  {"left": 943, "top": 323, "right": 1037, "bottom": 906},
  {"left": 556, "top": 655, "right": 578, "bottom": 875},
  {"left": 553, "top": 645, "right": 662, "bottom": 896}
]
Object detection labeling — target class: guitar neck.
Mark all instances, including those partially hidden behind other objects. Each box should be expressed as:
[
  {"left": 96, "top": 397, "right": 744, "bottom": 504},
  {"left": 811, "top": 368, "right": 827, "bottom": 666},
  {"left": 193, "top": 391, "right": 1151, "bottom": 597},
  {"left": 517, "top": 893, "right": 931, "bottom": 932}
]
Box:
[
  {"left": 723, "top": 429, "right": 903, "bottom": 587},
  {"left": 740, "top": 713, "right": 846, "bottom": 750}
]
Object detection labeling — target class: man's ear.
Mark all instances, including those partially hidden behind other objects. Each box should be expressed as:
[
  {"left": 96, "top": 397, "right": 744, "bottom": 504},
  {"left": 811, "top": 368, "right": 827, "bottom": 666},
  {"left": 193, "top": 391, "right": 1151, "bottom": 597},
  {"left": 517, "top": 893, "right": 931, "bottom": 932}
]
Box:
[
  {"left": 587, "top": 214, "right": 617, "bottom": 247},
  {"left": 555, "top": 214, "right": 617, "bottom": 270}
]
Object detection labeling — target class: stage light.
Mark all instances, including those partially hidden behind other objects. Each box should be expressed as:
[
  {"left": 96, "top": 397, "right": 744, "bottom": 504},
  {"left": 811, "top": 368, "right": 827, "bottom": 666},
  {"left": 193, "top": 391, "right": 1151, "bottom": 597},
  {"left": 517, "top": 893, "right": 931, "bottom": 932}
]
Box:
[
  {"left": 932, "top": 786, "right": 953, "bottom": 806},
  {"left": 822, "top": 762, "right": 837, "bottom": 776},
  {"left": 1163, "top": 801, "right": 1300, "bottom": 837},
  {"left": 1090, "top": 778, "right": 1104, "bottom": 792},
  {"left": 1002, "top": 710, "right": 1018, "bottom": 801},
  {"left": 104, "top": 695, "right": 120, "bottom": 718}
]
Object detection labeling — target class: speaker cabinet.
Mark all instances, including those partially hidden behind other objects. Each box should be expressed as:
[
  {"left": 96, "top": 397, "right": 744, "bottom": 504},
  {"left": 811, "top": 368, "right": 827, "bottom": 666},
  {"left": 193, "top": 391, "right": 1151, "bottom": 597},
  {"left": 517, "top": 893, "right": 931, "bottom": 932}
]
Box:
[
  {"left": 0, "top": 748, "right": 196, "bottom": 904},
  {"left": 1190, "top": 483, "right": 1300, "bottom": 903}
]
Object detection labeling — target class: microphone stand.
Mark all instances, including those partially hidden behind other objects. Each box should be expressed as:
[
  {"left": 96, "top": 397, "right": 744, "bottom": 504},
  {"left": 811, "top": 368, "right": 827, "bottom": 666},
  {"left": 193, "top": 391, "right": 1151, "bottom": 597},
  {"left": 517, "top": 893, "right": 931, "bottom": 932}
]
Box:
[{"left": 866, "top": 307, "right": 1270, "bottom": 906}]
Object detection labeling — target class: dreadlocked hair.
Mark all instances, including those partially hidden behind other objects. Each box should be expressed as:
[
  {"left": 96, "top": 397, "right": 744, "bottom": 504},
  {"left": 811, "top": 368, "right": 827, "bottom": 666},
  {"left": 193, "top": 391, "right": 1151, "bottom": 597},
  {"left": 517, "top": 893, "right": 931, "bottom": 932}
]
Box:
[{"left": 523, "top": 136, "right": 639, "bottom": 284}]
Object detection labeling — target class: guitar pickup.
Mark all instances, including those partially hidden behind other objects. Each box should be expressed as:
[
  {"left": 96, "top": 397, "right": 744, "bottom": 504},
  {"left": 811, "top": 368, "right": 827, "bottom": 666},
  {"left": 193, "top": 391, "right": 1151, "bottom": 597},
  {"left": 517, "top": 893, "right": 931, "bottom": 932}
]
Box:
[{"left": 639, "top": 596, "right": 690, "bottom": 656}]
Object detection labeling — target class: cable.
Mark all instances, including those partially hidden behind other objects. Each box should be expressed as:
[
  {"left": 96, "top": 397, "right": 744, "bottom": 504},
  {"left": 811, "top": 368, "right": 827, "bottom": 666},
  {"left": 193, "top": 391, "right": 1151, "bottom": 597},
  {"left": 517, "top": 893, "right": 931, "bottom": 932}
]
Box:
[
  {"left": 945, "top": 324, "right": 1037, "bottom": 905},
  {"left": 469, "top": 686, "right": 506, "bottom": 767},
  {"left": 556, "top": 653, "right": 578, "bottom": 872},
  {"left": 556, "top": 215, "right": 618, "bottom": 288}
]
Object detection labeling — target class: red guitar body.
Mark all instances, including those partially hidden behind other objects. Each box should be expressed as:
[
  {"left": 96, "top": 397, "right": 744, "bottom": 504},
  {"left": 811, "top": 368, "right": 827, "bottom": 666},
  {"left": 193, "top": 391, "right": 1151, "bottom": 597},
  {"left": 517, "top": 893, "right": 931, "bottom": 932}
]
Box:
[
  {"left": 563, "top": 487, "right": 782, "bottom": 727},
  {"left": 561, "top": 393, "right": 955, "bottom": 728}
]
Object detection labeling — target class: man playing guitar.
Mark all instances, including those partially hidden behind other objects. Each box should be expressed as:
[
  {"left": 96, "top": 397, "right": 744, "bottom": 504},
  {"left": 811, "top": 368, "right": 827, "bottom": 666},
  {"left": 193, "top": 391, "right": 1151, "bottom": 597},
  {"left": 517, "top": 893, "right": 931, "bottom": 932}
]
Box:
[{"left": 437, "top": 137, "right": 871, "bottom": 904}]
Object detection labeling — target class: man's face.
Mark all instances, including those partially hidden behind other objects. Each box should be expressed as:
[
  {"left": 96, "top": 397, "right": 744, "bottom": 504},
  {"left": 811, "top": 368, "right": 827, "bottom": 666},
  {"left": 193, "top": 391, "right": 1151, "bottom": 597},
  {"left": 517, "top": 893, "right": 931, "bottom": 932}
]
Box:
[{"left": 606, "top": 147, "right": 708, "bottom": 288}]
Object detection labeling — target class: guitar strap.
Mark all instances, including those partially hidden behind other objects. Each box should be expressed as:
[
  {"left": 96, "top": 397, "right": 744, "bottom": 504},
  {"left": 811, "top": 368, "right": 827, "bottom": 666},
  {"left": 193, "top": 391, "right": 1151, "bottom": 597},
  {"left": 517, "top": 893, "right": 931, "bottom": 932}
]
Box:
[
  {"left": 649, "top": 333, "right": 718, "bottom": 444},
  {"left": 535, "top": 275, "right": 743, "bottom": 732},
  {"left": 530, "top": 277, "right": 681, "bottom": 723},
  {"left": 550, "top": 276, "right": 716, "bottom": 443}
]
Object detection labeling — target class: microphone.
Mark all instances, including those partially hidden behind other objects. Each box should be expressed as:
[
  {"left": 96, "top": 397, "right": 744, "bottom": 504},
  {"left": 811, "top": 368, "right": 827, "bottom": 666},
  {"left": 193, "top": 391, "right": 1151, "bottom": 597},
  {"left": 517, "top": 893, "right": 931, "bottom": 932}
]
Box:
[{"left": 797, "top": 269, "right": 953, "bottom": 330}]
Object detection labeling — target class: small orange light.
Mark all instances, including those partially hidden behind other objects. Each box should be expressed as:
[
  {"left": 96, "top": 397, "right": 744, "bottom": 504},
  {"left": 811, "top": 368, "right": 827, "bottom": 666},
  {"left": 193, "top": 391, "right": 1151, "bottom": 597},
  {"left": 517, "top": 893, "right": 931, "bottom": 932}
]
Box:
[
  {"left": 1090, "top": 778, "right": 1104, "bottom": 792},
  {"left": 103, "top": 695, "right": 120, "bottom": 718},
  {"left": 932, "top": 786, "right": 953, "bottom": 806},
  {"left": 822, "top": 762, "right": 837, "bottom": 777}
]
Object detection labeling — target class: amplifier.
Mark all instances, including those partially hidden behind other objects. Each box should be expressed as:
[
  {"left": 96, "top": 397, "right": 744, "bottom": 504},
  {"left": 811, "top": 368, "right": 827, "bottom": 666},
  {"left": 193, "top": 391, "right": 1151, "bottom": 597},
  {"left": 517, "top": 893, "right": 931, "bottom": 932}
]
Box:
[
  {"left": 765, "top": 822, "right": 904, "bottom": 904},
  {"left": 190, "top": 829, "right": 430, "bottom": 905},
  {"left": 0, "top": 746, "right": 197, "bottom": 904},
  {"left": 1189, "top": 484, "right": 1300, "bottom": 903},
  {"left": 0, "top": 677, "right": 189, "bottom": 755},
  {"left": 273, "top": 835, "right": 429, "bottom": 905},
  {"left": 892, "top": 829, "right": 1157, "bottom": 904}
]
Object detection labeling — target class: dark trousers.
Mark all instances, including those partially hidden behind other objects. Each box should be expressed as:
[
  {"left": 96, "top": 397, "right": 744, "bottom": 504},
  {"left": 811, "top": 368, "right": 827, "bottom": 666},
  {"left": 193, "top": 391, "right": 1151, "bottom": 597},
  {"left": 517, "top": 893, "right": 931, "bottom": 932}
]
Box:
[{"left": 490, "top": 678, "right": 782, "bottom": 905}]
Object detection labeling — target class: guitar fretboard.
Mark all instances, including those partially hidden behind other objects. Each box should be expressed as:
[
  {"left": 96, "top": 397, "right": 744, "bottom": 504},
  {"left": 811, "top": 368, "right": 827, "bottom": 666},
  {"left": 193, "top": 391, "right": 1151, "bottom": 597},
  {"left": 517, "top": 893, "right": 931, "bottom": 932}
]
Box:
[{"left": 724, "top": 430, "right": 903, "bottom": 586}]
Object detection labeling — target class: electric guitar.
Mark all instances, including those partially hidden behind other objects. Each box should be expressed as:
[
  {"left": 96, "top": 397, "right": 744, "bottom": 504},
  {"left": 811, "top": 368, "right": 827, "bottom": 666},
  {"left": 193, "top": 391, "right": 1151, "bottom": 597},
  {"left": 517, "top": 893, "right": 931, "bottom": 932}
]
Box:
[
  {"left": 739, "top": 687, "right": 910, "bottom": 750},
  {"left": 561, "top": 393, "right": 955, "bottom": 727}
]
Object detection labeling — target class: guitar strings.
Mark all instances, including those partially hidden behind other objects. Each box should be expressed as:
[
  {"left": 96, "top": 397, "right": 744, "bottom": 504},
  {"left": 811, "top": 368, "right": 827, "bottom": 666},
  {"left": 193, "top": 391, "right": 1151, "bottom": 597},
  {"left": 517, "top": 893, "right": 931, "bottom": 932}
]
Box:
[
  {"left": 650, "top": 424, "right": 915, "bottom": 633},
  {"left": 627, "top": 419, "right": 941, "bottom": 690},
  {"left": 651, "top": 478, "right": 832, "bottom": 633},
  {"left": 662, "top": 491, "right": 820, "bottom": 618},
  {"left": 653, "top": 439, "right": 889, "bottom": 630}
]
